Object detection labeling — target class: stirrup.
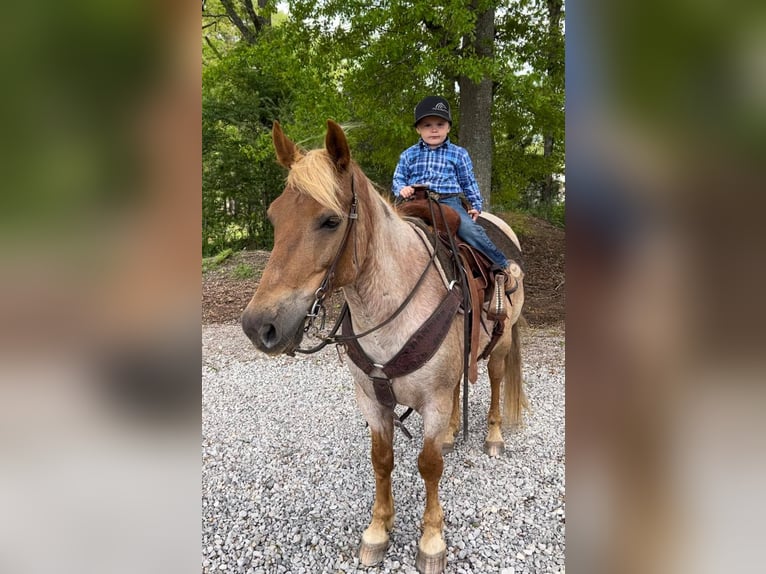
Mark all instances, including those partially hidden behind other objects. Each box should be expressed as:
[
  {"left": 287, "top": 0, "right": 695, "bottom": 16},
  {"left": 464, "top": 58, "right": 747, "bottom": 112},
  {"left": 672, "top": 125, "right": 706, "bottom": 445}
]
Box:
[{"left": 487, "top": 272, "right": 506, "bottom": 321}]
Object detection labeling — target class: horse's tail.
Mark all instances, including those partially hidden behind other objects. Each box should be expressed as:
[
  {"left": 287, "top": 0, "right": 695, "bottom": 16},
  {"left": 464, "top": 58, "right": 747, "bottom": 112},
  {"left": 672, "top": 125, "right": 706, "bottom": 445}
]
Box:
[{"left": 503, "top": 318, "right": 528, "bottom": 428}]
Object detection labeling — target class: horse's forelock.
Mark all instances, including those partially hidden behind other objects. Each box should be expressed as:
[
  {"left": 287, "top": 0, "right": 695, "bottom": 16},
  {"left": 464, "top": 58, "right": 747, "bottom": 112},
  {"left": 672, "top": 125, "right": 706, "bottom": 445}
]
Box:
[{"left": 286, "top": 150, "right": 344, "bottom": 216}]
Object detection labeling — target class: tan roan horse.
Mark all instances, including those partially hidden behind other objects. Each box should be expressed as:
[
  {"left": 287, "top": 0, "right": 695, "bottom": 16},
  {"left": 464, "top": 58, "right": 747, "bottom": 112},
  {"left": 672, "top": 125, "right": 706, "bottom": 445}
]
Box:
[{"left": 241, "top": 120, "right": 526, "bottom": 574}]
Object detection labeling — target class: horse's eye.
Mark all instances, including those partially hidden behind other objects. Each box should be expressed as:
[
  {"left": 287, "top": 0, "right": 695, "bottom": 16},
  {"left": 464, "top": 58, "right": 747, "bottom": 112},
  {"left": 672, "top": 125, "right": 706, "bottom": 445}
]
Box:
[{"left": 320, "top": 216, "right": 342, "bottom": 230}]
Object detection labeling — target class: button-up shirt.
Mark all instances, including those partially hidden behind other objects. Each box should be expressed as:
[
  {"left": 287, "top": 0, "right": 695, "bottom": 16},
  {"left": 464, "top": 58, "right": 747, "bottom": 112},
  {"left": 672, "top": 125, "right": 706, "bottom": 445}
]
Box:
[{"left": 392, "top": 138, "right": 483, "bottom": 212}]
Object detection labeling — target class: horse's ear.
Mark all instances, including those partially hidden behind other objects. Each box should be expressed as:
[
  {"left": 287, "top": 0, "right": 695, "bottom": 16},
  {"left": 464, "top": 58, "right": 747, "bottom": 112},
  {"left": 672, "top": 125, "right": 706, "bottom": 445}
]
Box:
[
  {"left": 272, "top": 121, "right": 302, "bottom": 168},
  {"left": 325, "top": 120, "right": 351, "bottom": 172}
]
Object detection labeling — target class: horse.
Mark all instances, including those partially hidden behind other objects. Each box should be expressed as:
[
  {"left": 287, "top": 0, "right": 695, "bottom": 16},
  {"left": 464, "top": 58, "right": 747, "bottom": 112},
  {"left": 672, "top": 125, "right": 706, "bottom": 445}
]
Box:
[{"left": 241, "top": 120, "right": 526, "bottom": 573}]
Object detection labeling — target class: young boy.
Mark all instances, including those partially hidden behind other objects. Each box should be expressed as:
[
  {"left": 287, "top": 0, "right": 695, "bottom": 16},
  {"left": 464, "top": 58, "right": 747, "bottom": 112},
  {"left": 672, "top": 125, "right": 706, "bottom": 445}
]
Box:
[{"left": 392, "top": 95, "right": 514, "bottom": 315}]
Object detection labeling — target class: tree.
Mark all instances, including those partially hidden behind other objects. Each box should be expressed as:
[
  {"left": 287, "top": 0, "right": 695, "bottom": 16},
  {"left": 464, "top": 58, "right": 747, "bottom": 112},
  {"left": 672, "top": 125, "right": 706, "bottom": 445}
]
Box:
[
  {"left": 202, "top": 1, "right": 285, "bottom": 253},
  {"left": 202, "top": 1, "right": 351, "bottom": 252},
  {"left": 202, "top": 43, "right": 289, "bottom": 252},
  {"left": 540, "top": 0, "right": 564, "bottom": 208},
  {"left": 289, "top": 0, "right": 564, "bottom": 210},
  {"left": 459, "top": 0, "right": 496, "bottom": 208},
  {"left": 494, "top": 0, "right": 565, "bottom": 214},
  {"left": 202, "top": 0, "right": 565, "bottom": 253},
  {"left": 204, "top": 0, "right": 273, "bottom": 44}
]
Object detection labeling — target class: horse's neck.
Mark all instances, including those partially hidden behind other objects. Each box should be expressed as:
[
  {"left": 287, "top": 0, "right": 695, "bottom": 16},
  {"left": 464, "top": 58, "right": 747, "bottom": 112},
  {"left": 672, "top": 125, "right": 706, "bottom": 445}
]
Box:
[{"left": 342, "top": 195, "right": 439, "bottom": 329}]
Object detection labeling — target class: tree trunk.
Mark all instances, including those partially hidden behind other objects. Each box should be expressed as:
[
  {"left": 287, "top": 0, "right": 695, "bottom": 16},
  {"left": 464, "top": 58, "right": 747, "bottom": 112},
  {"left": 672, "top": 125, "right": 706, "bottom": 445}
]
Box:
[
  {"left": 219, "top": 0, "right": 256, "bottom": 44},
  {"left": 540, "top": 135, "right": 557, "bottom": 206},
  {"left": 219, "top": 0, "right": 271, "bottom": 44},
  {"left": 458, "top": 3, "right": 495, "bottom": 210},
  {"left": 540, "top": 0, "right": 563, "bottom": 208}
]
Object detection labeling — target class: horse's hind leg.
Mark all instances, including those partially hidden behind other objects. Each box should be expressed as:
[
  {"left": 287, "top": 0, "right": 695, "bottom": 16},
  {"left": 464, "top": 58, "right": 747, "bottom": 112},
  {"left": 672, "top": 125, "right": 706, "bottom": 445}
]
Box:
[
  {"left": 503, "top": 321, "right": 527, "bottom": 429},
  {"left": 485, "top": 321, "right": 527, "bottom": 457},
  {"left": 485, "top": 350, "right": 507, "bottom": 456},
  {"left": 359, "top": 415, "right": 395, "bottom": 566}
]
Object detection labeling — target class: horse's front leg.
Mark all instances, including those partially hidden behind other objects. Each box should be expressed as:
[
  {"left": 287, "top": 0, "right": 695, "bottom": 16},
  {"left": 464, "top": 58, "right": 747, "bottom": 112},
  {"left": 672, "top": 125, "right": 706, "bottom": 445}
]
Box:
[
  {"left": 440, "top": 381, "right": 461, "bottom": 454},
  {"left": 356, "top": 385, "right": 395, "bottom": 566},
  {"left": 416, "top": 407, "right": 451, "bottom": 573}
]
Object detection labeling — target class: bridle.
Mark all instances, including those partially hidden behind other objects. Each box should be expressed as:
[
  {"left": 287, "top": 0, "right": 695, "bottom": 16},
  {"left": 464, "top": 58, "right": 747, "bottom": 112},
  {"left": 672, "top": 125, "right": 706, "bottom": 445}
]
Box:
[
  {"left": 299, "top": 177, "right": 358, "bottom": 339},
  {"left": 290, "top": 179, "right": 474, "bottom": 439},
  {"left": 292, "top": 174, "right": 441, "bottom": 355}
]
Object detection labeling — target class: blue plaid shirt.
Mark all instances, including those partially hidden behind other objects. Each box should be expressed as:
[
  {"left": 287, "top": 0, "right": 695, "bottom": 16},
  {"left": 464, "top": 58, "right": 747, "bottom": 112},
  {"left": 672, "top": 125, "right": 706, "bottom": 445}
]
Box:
[{"left": 392, "top": 138, "right": 483, "bottom": 212}]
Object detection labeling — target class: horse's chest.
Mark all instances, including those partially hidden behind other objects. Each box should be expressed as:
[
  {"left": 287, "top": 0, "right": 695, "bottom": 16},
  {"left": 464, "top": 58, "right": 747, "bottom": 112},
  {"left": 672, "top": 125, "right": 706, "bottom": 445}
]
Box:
[{"left": 344, "top": 331, "right": 459, "bottom": 409}]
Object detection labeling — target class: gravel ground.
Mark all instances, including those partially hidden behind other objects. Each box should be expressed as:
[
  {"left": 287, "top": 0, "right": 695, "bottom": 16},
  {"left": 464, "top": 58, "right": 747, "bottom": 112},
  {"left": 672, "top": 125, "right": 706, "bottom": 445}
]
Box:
[{"left": 202, "top": 324, "right": 565, "bottom": 574}]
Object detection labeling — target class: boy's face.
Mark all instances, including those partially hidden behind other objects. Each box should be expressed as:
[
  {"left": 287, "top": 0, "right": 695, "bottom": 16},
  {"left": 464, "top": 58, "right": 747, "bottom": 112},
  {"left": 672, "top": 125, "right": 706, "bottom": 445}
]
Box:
[{"left": 416, "top": 116, "right": 451, "bottom": 148}]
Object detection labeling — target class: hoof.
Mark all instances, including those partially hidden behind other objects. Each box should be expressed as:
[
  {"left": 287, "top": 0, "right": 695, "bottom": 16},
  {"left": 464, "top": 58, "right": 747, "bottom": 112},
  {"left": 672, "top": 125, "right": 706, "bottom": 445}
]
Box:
[
  {"left": 415, "top": 548, "right": 447, "bottom": 574},
  {"left": 483, "top": 440, "right": 505, "bottom": 457},
  {"left": 359, "top": 539, "right": 388, "bottom": 566},
  {"left": 441, "top": 442, "right": 454, "bottom": 455}
]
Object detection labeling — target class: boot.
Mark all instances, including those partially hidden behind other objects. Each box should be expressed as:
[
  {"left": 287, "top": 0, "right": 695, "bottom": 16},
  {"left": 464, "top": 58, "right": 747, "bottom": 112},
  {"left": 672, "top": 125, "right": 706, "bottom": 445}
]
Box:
[
  {"left": 487, "top": 270, "right": 507, "bottom": 321},
  {"left": 487, "top": 261, "right": 522, "bottom": 321}
]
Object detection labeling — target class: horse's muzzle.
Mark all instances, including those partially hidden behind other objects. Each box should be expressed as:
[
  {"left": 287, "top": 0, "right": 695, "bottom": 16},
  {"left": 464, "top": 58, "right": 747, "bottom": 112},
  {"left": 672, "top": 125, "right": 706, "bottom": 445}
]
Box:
[{"left": 241, "top": 306, "right": 306, "bottom": 355}]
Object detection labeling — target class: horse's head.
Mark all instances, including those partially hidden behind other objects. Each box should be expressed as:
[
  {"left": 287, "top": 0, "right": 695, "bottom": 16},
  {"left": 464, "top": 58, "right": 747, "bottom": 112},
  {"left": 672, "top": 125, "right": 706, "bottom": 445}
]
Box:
[{"left": 241, "top": 120, "right": 362, "bottom": 355}]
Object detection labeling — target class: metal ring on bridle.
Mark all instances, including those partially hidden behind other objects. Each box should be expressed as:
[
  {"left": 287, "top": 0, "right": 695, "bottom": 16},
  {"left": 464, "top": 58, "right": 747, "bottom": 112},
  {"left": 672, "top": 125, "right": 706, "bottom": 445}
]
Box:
[{"left": 308, "top": 287, "right": 326, "bottom": 317}]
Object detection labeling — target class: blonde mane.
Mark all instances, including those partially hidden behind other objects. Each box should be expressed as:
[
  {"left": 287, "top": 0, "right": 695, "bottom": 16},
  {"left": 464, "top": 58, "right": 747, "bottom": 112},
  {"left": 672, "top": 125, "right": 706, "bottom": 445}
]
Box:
[
  {"left": 286, "top": 146, "right": 394, "bottom": 221},
  {"left": 286, "top": 149, "right": 344, "bottom": 215}
]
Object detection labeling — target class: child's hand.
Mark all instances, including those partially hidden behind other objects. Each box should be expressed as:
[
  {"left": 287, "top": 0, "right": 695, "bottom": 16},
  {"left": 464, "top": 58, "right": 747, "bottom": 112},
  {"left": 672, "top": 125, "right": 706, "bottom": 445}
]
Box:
[
  {"left": 468, "top": 208, "right": 480, "bottom": 221},
  {"left": 400, "top": 186, "right": 415, "bottom": 199}
]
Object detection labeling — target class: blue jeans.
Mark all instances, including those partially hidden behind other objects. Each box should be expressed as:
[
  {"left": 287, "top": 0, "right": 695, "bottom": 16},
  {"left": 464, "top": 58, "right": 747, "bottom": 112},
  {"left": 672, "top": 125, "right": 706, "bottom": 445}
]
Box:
[{"left": 439, "top": 196, "right": 508, "bottom": 269}]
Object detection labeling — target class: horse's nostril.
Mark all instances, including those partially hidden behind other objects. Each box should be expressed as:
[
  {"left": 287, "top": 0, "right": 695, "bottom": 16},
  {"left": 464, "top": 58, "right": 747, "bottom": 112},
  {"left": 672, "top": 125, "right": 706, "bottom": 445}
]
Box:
[
  {"left": 242, "top": 312, "right": 277, "bottom": 349},
  {"left": 242, "top": 312, "right": 280, "bottom": 350},
  {"left": 259, "top": 323, "right": 278, "bottom": 349}
]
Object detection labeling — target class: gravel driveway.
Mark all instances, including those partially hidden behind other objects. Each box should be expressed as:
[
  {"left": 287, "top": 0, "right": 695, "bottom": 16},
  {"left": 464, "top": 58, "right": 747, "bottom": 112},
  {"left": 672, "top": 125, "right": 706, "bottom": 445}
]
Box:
[{"left": 202, "top": 324, "right": 565, "bottom": 574}]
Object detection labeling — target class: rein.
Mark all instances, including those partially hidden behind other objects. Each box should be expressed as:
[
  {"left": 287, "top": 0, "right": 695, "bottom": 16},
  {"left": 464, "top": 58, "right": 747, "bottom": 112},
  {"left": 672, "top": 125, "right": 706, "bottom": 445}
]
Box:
[
  {"left": 292, "top": 175, "right": 358, "bottom": 355},
  {"left": 291, "top": 183, "right": 471, "bottom": 439},
  {"left": 294, "top": 177, "right": 441, "bottom": 355}
]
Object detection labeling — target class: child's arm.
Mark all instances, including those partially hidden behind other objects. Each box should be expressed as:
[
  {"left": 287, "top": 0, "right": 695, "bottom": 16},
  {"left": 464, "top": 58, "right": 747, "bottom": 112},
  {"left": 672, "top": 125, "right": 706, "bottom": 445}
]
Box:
[
  {"left": 455, "top": 149, "right": 483, "bottom": 213},
  {"left": 392, "top": 153, "right": 410, "bottom": 198}
]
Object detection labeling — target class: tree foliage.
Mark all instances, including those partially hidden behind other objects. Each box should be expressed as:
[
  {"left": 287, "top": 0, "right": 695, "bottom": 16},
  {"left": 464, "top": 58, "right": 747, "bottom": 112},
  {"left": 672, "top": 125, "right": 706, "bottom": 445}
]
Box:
[
  {"left": 202, "top": 0, "right": 565, "bottom": 253},
  {"left": 202, "top": 40, "right": 286, "bottom": 253}
]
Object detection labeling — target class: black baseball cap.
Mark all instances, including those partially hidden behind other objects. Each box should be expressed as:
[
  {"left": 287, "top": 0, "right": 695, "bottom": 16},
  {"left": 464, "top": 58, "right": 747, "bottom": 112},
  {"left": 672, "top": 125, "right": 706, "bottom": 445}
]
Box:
[{"left": 413, "top": 96, "right": 452, "bottom": 126}]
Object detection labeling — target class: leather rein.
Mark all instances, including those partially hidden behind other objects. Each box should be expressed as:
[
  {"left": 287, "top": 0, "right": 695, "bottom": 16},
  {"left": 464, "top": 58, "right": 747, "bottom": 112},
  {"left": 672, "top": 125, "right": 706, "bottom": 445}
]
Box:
[
  {"left": 290, "top": 178, "right": 469, "bottom": 438},
  {"left": 293, "top": 175, "right": 450, "bottom": 356}
]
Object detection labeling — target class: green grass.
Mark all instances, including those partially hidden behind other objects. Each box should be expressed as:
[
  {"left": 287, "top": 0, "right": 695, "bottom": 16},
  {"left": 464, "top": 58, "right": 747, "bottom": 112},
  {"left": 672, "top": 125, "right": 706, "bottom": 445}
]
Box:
[
  {"left": 230, "top": 262, "right": 255, "bottom": 280},
  {"left": 497, "top": 211, "right": 530, "bottom": 236},
  {"left": 202, "top": 247, "right": 233, "bottom": 273}
]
